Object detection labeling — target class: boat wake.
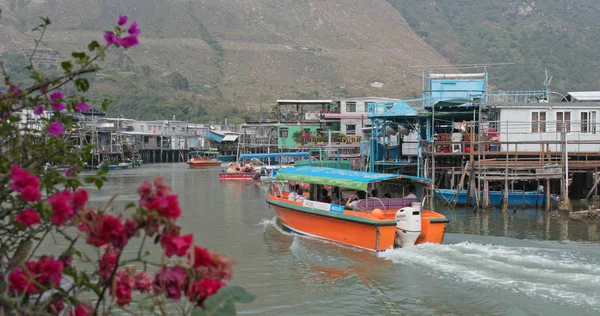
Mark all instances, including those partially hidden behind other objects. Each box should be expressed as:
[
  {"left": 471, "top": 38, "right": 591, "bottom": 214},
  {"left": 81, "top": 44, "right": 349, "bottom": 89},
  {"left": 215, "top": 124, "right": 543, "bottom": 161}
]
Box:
[
  {"left": 381, "top": 240, "right": 600, "bottom": 311},
  {"left": 259, "top": 217, "right": 294, "bottom": 237}
]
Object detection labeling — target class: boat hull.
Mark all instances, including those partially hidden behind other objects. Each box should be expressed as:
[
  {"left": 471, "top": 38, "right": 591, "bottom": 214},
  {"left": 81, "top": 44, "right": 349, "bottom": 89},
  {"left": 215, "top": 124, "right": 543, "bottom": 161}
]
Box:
[
  {"left": 108, "top": 163, "right": 132, "bottom": 170},
  {"left": 266, "top": 195, "right": 448, "bottom": 252},
  {"left": 187, "top": 161, "right": 222, "bottom": 168},
  {"left": 435, "top": 189, "right": 545, "bottom": 206},
  {"left": 219, "top": 173, "right": 259, "bottom": 180}
]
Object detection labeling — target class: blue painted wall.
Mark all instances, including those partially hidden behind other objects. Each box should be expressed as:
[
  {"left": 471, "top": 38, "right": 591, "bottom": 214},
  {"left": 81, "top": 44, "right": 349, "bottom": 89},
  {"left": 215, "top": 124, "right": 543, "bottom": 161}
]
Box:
[{"left": 429, "top": 79, "right": 485, "bottom": 101}]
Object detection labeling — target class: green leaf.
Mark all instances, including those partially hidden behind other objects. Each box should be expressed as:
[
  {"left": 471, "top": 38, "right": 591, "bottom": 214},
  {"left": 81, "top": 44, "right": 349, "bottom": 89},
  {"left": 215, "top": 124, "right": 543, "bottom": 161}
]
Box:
[
  {"left": 101, "top": 98, "right": 114, "bottom": 111},
  {"left": 41, "top": 17, "right": 52, "bottom": 25},
  {"left": 72, "top": 52, "right": 86, "bottom": 59},
  {"left": 192, "top": 286, "right": 255, "bottom": 316},
  {"left": 88, "top": 41, "right": 100, "bottom": 52},
  {"left": 125, "top": 202, "right": 136, "bottom": 209},
  {"left": 94, "top": 179, "right": 104, "bottom": 190},
  {"left": 75, "top": 78, "right": 90, "bottom": 92},
  {"left": 61, "top": 61, "right": 72, "bottom": 73},
  {"left": 84, "top": 176, "right": 96, "bottom": 184}
]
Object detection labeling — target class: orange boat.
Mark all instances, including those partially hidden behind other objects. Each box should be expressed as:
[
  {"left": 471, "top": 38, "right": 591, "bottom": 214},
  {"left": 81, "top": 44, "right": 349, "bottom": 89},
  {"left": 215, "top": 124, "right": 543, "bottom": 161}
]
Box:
[
  {"left": 187, "top": 151, "right": 222, "bottom": 168},
  {"left": 266, "top": 167, "right": 448, "bottom": 252}
]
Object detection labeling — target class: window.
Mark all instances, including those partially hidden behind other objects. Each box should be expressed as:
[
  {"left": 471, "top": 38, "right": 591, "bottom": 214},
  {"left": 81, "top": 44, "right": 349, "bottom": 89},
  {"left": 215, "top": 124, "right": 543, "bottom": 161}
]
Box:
[
  {"left": 556, "top": 111, "right": 571, "bottom": 132},
  {"left": 346, "top": 102, "right": 356, "bottom": 112},
  {"left": 531, "top": 111, "right": 547, "bottom": 133},
  {"left": 279, "top": 128, "right": 288, "bottom": 138},
  {"left": 581, "top": 111, "right": 597, "bottom": 134},
  {"left": 346, "top": 124, "right": 356, "bottom": 135}
]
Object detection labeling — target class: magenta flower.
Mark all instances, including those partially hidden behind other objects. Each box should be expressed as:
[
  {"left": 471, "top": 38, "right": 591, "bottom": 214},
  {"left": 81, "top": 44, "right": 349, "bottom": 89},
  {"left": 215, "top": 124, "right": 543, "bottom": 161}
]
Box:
[
  {"left": 52, "top": 103, "right": 65, "bottom": 111},
  {"left": 34, "top": 105, "right": 45, "bottom": 115},
  {"left": 128, "top": 21, "right": 141, "bottom": 35},
  {"left": 118, "top": 35, "right": 139, "bottom": 49},
  {"left": 75, "top": 103, "right": 90, "bottom": 112},
  {"left": 8, "top": 86, "right": 20, "bottom": 95},
  {"left": 48, "top": 121, "right": 65, "bottom": 136},
  {"left": 15, "top": 209, "right": 41, "bottom": 227},
  {"left": 50, "top": 91, "right": 63, "bottom": 102},
  {"left": 40, "top": 87, "right": 48, "bottom": 94},
  {"left": 118, "top": 15, "right": 128, "bottom": 26},
  {"left": 104, "top": 32, "right": 117, "bottom": 47}
]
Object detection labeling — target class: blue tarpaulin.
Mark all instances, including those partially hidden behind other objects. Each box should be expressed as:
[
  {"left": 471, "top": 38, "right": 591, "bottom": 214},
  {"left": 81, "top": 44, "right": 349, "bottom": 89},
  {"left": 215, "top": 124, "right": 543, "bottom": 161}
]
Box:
[{"left": 240, "top": 152, "right": 310, "bottom": 159}]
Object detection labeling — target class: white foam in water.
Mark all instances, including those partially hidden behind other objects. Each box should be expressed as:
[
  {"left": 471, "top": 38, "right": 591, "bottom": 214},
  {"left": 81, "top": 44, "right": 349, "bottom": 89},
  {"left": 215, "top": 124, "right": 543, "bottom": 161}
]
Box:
[
  {"left": 381, "top": 242, "right": 600, "bottom": 311},
  {"left": 259, "top": 217, "right": 294, "bottom": 237}
]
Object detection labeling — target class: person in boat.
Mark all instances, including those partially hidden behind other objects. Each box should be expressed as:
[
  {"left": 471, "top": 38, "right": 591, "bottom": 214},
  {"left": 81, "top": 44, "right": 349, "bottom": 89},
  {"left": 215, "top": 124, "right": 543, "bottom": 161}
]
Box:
[
  {"left": 288, "top": 184, "right": 301, "bottom": 201},
  {"left": 331, "top": 187, "right": 345, "bottom": 205},
  {"left": 383, "top": 192, "right": 392, "bottom": 198},
  {"left": 370, "top": 189, "right": 378, "bottom": 198},
  {"left": 294, "top": 188, "right": 305, "bottom": 202},
  {"left": 318, "top": 188, "right": 331, "bottom": 203},
  {"left": 345, "top": 190, "right": 366, "bottom": 210},
  {"left": 405, "top": 185, "right": 417, "bottom": 199}
]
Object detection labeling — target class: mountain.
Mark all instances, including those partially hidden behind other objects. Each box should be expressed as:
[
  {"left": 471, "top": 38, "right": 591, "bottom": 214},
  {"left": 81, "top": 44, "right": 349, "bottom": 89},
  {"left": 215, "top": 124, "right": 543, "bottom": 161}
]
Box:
[
  {"left": 387, "top": 0, "right": 600, "bottom": 93},
  {"left": 0, "top": 0, "right": 450, "bottom": 122}
]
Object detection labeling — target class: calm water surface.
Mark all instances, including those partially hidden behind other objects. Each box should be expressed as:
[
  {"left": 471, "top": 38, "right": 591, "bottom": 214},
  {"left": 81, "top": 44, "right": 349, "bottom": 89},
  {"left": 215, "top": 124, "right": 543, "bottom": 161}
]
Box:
[{"left": 85, "top": 164, "right": 600, "bottom": 316}]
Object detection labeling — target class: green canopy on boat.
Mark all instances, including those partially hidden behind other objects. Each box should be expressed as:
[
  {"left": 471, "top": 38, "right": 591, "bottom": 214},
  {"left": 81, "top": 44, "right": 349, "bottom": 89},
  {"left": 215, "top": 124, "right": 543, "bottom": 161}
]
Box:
[{"left": 275, "top": 166, "right": 431, "bottom": 191}]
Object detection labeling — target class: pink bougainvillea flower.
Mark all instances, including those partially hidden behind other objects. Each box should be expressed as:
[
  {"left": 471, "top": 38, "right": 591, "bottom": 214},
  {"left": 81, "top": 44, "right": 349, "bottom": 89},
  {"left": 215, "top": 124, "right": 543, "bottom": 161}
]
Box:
[
  {"left": 190, "top": 246, "right": 212, "bottom": 269},
  {"left": 47, "top": 190, "right": 74, "bottom": 225},
  {"left": 34, "top": 104, "right": 45, "bottom": 115},
  {"left": 99, "top": 245, "right": 120, "bottom": 283},
  {"left": 80, "top": 213, "right": 127, "bottom": 249},
  {"left": 52, "top": 102, "right": 66, "bottom": 111},
  {"left": 8, "top": 85, "right": 21, "bottom": 95},
  {"left": 128, "top": 21, "right": 141, "bottom": 35},
  {"left": 160, "top": 233, "right": 193, "bottom": 257},
  {"left": 153, "top": 266, "right": 188, "bottom": 300},
  {"left": 50, "top": 91, "right": 63, "bottom": 102},
  {"left": 75, "top": 102, "right": 90, "bottom": 112},
  {"left": 148, "top": 194, "right": 181, "bottom": 219},
  {"left": 113, "top": 268, "right": 135, "bottom": 306},
  {"left": 8, "top": 257, "right": 64, "bottom": 295},
  {"left": 118, "top": 15, "right": 128, "bottom": 26},
  {"left": 187, "top": 277, "right": 226, "bottom": 306},
  {"left": 48, "top": 298, "right": 65, "bottom": 314},
  {"left": 15, "top": 208, "right": 41, "bottom": 227},
  {"left": 72, "top": 188, "right": 88, "bottom": 213},
  {"left": 70, "top": 302, "right": 93, "bottom": 316},
  {"left": 134, "top": 271, "right": 152, "bottom": 292},
  {"left": 118, "top": 35, "right": 139, "bottom": 49},
  {"left": 104, "top": 32, "right": 118, "bottom": 47},
  {"left": 48, "top": 121, "right": 65, "bottom": 136},
  {"left": 40, "top": 86, "right": 48, "bottom": 94},
  {"left": 206, "top": 251, "right": 234, "bottom": 280},
  {"left": 10, "top": 165, "right": 42, "bottom": 202}
]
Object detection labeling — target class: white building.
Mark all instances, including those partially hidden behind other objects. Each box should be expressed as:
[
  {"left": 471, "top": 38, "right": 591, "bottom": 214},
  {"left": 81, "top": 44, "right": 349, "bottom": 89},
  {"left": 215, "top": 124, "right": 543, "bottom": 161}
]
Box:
[
  {"left": 489, "top": 102, "right": 600, "bottom": 152},
  {"left": 327, "top": 97, "right": 398, "bottom": 138}
]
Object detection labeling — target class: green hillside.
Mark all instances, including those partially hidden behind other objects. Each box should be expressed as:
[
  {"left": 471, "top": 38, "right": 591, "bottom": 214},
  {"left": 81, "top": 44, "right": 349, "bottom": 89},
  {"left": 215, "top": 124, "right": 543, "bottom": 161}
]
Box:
[{"left": 388, "top": 0, "right": 600, "bottom": 92}]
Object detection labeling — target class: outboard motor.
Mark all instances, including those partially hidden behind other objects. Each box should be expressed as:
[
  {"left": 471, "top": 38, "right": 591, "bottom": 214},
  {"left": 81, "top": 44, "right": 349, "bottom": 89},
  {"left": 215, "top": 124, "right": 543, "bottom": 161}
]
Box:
[{"left": 395, "top": 202, "right": 422, "bottom": 247}]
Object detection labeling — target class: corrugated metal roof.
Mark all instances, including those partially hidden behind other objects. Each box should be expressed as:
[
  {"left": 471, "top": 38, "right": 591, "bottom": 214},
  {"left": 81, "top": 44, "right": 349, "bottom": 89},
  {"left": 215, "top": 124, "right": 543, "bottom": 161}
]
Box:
[
  {"left": 566, "top": 91, "right": 600, "bottom": 101},
  {"left": 222, "top": 134, "right": 239, "bottom": 142}
]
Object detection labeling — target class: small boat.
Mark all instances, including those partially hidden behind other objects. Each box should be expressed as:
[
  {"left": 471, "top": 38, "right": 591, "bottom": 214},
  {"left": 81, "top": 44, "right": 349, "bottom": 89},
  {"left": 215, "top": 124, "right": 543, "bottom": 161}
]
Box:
[
  {"left": 187, "top": 151, "right": 222, "bottom": 168},
  {"left": 219, "top": 163, "right": 260, "bottom": 180},
  {"left": 108, "top": 162, "right": 132, "bottom": 170},
  {"left": 435, "top": 189, "right": 547, "bottom": 206},
  {"left": 239, "top": 152, "right": 311, "bottom": 181},
  {"left": 267, "top": 166, "right": 449, "bottom": 252}
]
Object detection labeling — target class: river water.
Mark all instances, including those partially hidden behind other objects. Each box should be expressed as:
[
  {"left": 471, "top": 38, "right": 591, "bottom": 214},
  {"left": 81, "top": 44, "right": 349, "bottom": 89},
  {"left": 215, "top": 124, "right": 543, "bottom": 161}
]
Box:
[{"left": 85, "top": 164, "right": 600, "bottom": 316}]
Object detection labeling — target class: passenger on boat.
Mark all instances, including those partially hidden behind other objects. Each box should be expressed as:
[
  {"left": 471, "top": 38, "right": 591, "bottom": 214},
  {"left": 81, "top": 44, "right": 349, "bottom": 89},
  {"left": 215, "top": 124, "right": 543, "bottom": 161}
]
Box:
[
  {"left": 331, "top": 187, "right": 345, "bottom": 205},
  {"left": 318, "top": 188, "right": 331, "bottom": 203},
  {"left": 288, "top": 184, "right": 301, "bottom": 201},
  {"left": 383, "top": 192, "right": 392, "bottom": 198},
  {"left": 294, "top": 188, "right": 305, "bottom": 202},
  {"left": 370, "top": 189, "right": 378, "bottom": 198},
  {"left": 345, "top": 190, "right": 366, "bottom": 210},
  {"left": 405, "top": 185, "right": 417, "bottom": 199}
]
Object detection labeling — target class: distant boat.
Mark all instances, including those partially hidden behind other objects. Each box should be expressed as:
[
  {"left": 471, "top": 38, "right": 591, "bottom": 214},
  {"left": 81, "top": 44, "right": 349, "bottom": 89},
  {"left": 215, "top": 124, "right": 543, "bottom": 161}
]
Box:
[
  {"left": 434, "top": 189, "right": 548, "bottom": 206},
  {"left": 187, "top": 151, "right": 222, "bottom": 168},
  {"left": 107, "top": 162, "right": 133, "bottom": 170},
  {"left": 217, "top": 155, "right": 236, "bottom": 162}
]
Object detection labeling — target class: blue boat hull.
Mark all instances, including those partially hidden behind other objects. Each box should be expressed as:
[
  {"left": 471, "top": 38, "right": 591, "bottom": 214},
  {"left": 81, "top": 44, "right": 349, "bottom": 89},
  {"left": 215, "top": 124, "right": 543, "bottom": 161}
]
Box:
[{"left": 435, "top": 189, "right": 545, "bottom": 206}]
